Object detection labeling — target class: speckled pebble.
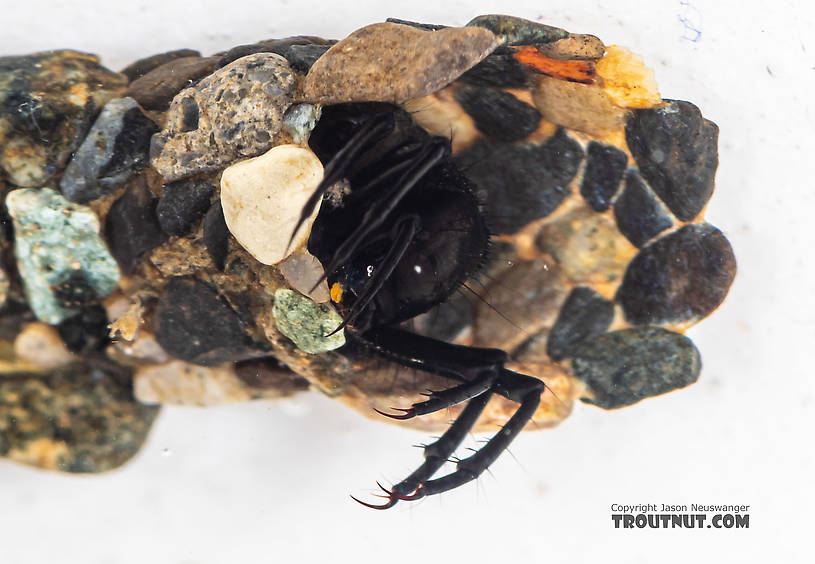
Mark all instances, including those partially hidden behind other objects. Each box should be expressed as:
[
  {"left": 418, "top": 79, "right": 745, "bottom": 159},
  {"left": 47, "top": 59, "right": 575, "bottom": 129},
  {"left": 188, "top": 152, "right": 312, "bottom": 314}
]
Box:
[
  {"left": 220, "top": 144, "right": 324, "bottom": 265},
  {"left": 536, "top": 207, "right": 637, "bottom": 286},
  {"left": 272, "top": 289, "right": 345, "bottom": 354},
  {"left": 0, "top": 50, "right": 126, "bottom": 187},
  {"left": 303, "top": 22, "right": 499, "bottom": 104},
  {"left": 6, "top": 188, "right": 120, "bottom": 324},
  {"left": 625, "top": 100, "right": 719, "bottom": 221},
  {"left": 59, "top": 97, "right": 158, "bottom": 203},
  {"left": 466, "top": 14, "right": 568, "bottom": 46},
  {"left": 616, "top": 223, "right": 737, "bottom": 325},
  {"left": 571, "top": 327, "right": 701, "bottom": 409},
  {"left": 0, "top": 365, "right": 159, "bottom": 472},
  {"left": 150, "top": 53, "right": 296, "bottom": 181}
]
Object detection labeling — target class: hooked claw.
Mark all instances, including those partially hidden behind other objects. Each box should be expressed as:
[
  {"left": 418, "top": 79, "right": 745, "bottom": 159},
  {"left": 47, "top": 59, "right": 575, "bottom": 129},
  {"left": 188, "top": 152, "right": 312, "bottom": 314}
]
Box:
[
  {"left": 350, "top": 482, "right": 400, "bottom": 509},
  {"left": 350, "top": 482, "right": 425, "bottom": 509},
  {"left": 373, "top": 406, "right": 416, "bottom": 420}
]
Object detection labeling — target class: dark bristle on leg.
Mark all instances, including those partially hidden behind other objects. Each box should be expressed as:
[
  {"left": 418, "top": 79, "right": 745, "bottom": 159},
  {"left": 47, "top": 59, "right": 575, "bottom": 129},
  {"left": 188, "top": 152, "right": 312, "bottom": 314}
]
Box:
[{"left": 298, "top": 103, "right": 548, "bottom": 508}]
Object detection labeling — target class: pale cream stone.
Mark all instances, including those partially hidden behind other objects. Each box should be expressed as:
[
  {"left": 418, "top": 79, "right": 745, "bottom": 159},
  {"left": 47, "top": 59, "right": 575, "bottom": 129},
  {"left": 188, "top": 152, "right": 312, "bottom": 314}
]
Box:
[
  {"left": 220, "top": 144, "right": 324, "bottom": 265},
  {"left": 13, "top": 322, "right": 76, "bottom": 370},
  {"left": 133, "top": 360, "right": 283, "bottom": 406}
]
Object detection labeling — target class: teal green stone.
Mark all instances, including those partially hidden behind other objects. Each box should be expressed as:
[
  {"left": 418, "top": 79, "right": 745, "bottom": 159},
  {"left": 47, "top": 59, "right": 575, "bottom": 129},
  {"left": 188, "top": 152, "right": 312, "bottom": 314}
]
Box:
[
  {"left": 272, "top": 289, "right": 345, "bottom": 354},
  {"left": 6, "top": 187, "right": 120, "bottom": 324},
  {"left": 466, "top": 15, "right": 569, "bottom": 46}
]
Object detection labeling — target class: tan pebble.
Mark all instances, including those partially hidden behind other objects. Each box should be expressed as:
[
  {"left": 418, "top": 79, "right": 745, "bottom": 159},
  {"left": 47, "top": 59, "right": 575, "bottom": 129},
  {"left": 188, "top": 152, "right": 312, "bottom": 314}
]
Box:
[
  {"left": 532, "top": 75, "right": 627, "bottom": 136},
  {"left": 106, "top": 295, "right": 144, "bottom": 341},
  {"left": 472, "top": 259, "right": 570, "bottom": 352},
  {"left": 404, "top": 89, "right": 479, "bottom": 153},
  {"left": 134, "top": 360, "right": 273, "bottom": 406},
  {"left": 596, "top": 45, "right": 661, "bottom": 108},
  {"left": 13, "top": 322, "right": 76, "bottom": 370},
  {"left": 279, "top": 251, "right": 330, "bottom": 303},
  {"left": 536, "top": 208, "right": 638, "bottom": 291},
  {"left": 303, "top": 23, "right": 499, "bottom": 104},
  {"left": 110, "top": 332, "right": 172, "bottom": 365},
  {"left": 538, "top": 33, "right": 606, "bottom": 61},
  {"left": 221, "top": 144, "right": 324, "bottom": 266}
]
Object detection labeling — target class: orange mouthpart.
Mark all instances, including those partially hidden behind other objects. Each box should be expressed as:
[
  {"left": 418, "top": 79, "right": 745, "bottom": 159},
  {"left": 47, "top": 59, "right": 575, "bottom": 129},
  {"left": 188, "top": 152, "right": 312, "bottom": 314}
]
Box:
[
  {"left": 511, "top": 46, "right": 598, "bottom": 84},
  {"left": 330, "top": 282, "right": 344, "bottom": 303}
]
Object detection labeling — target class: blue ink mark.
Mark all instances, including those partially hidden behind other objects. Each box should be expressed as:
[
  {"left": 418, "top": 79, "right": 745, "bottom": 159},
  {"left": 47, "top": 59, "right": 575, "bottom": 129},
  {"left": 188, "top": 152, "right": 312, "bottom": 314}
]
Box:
[{"left": 678, "top": 1, "right": 703, "bottom": 43}]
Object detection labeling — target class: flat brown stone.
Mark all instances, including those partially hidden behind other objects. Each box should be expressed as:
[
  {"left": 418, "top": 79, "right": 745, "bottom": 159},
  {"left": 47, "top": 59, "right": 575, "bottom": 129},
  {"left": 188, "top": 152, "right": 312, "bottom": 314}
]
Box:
[
  {"left": 302, "top": 23, "right": 499, "bottom": 104},
  {"left": 125, "top": 55, "right": 219, "bottom": 111}
]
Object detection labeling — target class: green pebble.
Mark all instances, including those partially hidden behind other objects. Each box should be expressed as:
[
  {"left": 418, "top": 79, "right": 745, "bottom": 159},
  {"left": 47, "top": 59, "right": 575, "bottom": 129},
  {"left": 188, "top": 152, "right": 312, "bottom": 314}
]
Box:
[
  {"left": 273, "top": 289, "right": 345, "bottom": 354},
  {"left": 6, "top": 187, "right": 120, "bottom": 324}
]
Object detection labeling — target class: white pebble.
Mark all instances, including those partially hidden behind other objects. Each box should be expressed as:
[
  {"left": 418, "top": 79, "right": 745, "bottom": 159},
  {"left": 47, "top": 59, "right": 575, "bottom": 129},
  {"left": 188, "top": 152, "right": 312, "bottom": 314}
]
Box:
[{"left": 220, "top": 144, "right": 324, "bottom": 265}]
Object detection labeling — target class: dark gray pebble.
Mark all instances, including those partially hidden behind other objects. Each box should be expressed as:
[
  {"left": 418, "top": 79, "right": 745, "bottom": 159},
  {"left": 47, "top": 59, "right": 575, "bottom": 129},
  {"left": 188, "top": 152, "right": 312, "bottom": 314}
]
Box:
[
  {"left": 154, "top": 276, "right": 268, "bottom": 365},
  {"left": 580, "top": 141, "right": 627, "bottom": 211},
  {"left": 409, "top": 291, "right": 474, "bottom": 343},
  {"left": 60, "top": 97, "right": 158, "bottom": 203},
  {"left": 120, "top": 48, "right": 201, "bottom": 82},
  {"left": 571, "top": 326, "right": 701, "bottom": 409},
  {"left": 57, "top": 304, "right": 110, "bottom": 354},
  {"left": 203, "top": 200, "right": 229, "bottom": 271},
  {"left": 455, "top": 128, "right": 583, "bottom": 233},
  {"left": 625, "top": 100, "right": 719, "bottom": 221},
  {"left": 617, "top": 223, "right": 737, "bottom": 325},
  {"left": 234, "top": 358, "right": 310, "bottom": 391},
  {"left": 285, "top": 44, "right": 332, "bottom": 73},
  {"left": 613, "top": 169, "right": 674, "bottom": 248},
  {"left": 104, "top": 176, "right": 167, "bottom": 275},
  {"left": 156, "top": 180, "right": 215, "bottom": 236},
  {"left": 384, "top": 18, "right": 448, "bottom": 31},
  {"left": 458, "top": 46, "right": 530, "bottom": 88},
  {"left": 547, "top": 286, "right": 614, "bottom": 361},
  {"left": 466, "top": 14, "right": 569, "bottom": 45},
  {"left": 454, "top": 84, "right": 541, "bottom": 142},
  {"left": 51, "top": 270, "right": 100, "bottom": 309},
  {"left": 216, "top": 36, "right": 335, "bottom": 70}
]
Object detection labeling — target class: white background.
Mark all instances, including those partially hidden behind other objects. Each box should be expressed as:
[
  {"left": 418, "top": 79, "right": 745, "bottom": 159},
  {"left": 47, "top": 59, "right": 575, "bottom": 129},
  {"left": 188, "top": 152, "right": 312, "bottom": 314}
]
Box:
[{"left": 1, "top": 1, "right": 813, "bottom": 562}]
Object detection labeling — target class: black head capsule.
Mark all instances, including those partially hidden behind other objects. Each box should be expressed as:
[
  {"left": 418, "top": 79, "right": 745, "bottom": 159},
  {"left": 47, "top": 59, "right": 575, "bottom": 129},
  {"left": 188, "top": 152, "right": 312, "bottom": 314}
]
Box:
[{"left": 306, "top": 103, "right": 489, "bottom": 332}]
